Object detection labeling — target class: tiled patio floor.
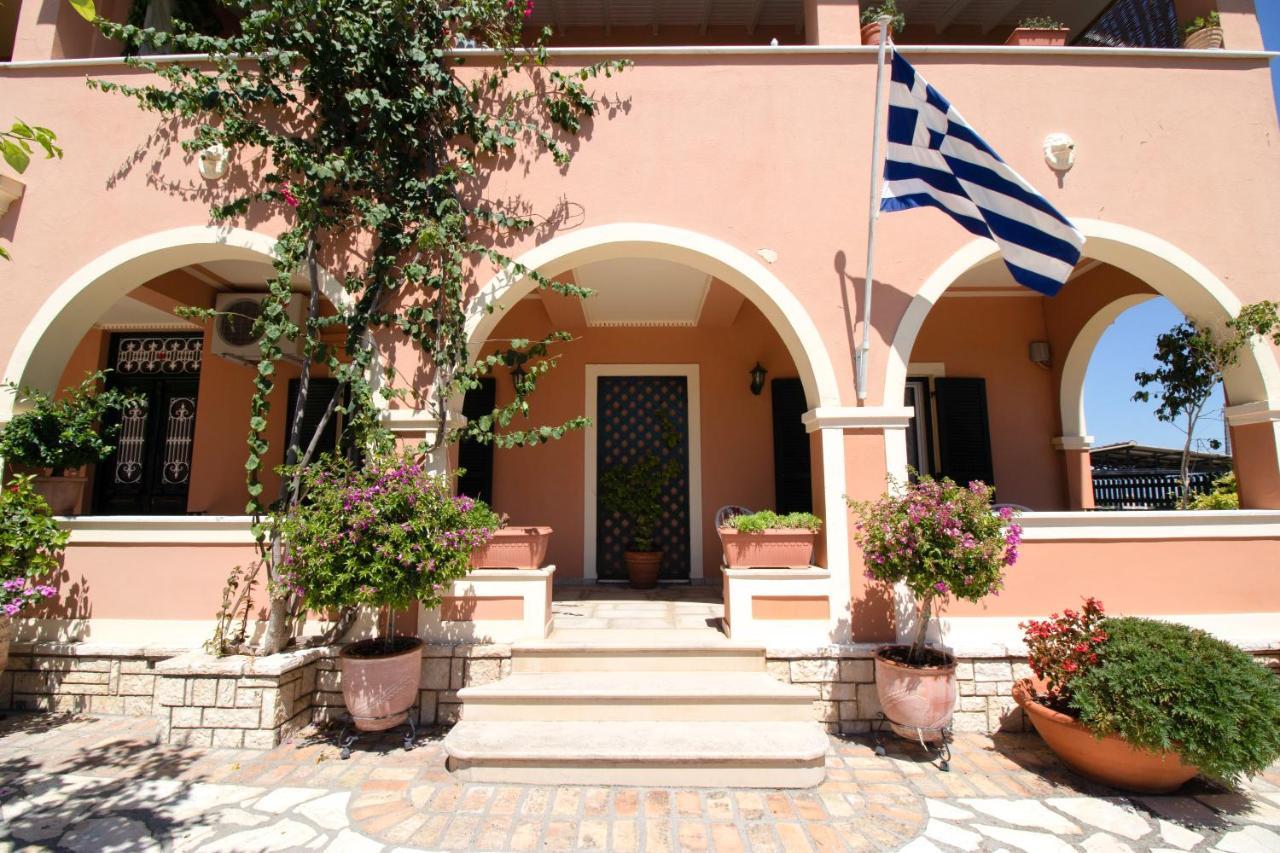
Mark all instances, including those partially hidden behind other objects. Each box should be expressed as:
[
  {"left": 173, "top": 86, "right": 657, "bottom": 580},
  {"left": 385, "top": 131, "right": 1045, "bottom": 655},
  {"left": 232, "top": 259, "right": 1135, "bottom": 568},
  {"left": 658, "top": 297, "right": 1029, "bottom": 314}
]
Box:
[
  {"left": 1, "top": 712, "right": 1278, "bottom": 852},
  {"left": 550, "top": 585, "right": 725, "bottom": 635}
]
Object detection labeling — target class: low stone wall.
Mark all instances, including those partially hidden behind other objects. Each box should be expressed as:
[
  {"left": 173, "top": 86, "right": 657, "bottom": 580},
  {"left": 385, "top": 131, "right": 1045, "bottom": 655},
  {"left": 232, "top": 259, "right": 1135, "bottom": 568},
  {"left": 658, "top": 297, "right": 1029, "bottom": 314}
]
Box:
[{"left": 0, "top": 643, "right": 185, "bottom": 716}]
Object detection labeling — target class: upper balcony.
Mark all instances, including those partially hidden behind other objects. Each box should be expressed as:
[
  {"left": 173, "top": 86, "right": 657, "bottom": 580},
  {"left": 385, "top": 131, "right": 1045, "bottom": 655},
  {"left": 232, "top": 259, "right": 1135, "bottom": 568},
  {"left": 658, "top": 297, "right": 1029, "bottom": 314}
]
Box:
[{"left": 0, "top": 0, "right": 1267, "bottom": 62}]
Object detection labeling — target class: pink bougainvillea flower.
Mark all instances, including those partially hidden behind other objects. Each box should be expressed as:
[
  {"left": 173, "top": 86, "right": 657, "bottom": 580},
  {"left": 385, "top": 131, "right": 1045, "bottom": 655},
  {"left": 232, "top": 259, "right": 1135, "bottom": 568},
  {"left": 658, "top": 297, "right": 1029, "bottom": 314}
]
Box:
[{"left": 279, "top": 182, "right": 299, "bottom": 208}]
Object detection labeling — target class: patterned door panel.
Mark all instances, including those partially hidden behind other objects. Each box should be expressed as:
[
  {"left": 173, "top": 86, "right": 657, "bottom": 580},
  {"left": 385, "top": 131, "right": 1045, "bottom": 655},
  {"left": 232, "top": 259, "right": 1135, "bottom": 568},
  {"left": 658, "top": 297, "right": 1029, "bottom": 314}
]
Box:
[{"left": 596, "top": 376, "right": 691, "bottom": 581}]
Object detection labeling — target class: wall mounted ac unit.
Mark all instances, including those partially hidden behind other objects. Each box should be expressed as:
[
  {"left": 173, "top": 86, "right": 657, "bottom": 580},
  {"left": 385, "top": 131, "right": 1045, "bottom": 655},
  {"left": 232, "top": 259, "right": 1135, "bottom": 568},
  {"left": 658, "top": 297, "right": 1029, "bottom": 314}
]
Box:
[{"left": 211, "top": 293, "right": 307, "bottom": 362}]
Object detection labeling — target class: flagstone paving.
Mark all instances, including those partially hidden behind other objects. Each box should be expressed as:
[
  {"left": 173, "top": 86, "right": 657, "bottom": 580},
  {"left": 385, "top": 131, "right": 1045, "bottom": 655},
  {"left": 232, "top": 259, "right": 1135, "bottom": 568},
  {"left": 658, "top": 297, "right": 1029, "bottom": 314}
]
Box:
[{"left": 1, "top": 712, "right": 1278, "bottom": 851}]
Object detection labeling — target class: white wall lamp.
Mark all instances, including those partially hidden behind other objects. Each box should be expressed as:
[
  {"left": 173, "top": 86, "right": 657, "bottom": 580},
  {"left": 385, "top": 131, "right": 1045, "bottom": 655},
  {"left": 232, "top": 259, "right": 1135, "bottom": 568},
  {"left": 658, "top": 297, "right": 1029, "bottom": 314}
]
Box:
[
  {"left": 1029, "top": 340, "right": 1052, "bottom": 368},
  {"left": 197, "top": 143, "right": 230, "bottom": 181},
  {"left": 1043, "top": 132, "right": 1076, "bottom": 173}
]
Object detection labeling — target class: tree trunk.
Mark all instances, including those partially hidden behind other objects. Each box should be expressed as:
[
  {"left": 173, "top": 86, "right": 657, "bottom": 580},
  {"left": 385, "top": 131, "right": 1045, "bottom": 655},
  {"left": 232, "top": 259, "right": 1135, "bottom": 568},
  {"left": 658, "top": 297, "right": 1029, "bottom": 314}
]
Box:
[{"left": 908, "top": 592, "right": 933, "bottom": 666}]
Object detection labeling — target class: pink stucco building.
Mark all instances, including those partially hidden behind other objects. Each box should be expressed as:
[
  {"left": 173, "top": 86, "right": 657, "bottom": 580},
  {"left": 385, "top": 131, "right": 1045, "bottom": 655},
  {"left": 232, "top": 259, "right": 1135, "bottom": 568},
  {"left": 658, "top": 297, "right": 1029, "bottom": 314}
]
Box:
[{"left": 1, "top": 0, "right": 1278, "bottom": 742}]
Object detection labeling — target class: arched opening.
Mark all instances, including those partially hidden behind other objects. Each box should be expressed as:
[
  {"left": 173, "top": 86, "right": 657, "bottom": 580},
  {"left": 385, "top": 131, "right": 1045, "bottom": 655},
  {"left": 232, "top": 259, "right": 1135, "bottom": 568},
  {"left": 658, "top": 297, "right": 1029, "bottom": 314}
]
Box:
[{"left": 885, "top": 219, "right": 1280, "bottom": 510}]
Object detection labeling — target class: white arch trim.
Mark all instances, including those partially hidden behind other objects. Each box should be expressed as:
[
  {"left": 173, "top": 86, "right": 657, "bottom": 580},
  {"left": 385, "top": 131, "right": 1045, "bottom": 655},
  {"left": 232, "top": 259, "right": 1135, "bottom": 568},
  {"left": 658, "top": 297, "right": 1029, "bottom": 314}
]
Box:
[
  {"left": 1058, "top": 293, "right": 1157, "bottom": 438},
  {"left": 1, "top": 226, "right": 345, "bottom": 423},
  {"left": 465, "top": 223, "right": 843, "bottom": 410}
]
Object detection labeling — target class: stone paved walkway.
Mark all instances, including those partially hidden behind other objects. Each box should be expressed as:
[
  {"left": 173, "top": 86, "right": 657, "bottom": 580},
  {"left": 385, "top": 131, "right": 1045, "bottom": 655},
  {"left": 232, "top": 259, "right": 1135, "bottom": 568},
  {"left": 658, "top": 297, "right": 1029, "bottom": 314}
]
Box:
[{"left": 1, "top": 713, "right": 1278, "bottom": 852}]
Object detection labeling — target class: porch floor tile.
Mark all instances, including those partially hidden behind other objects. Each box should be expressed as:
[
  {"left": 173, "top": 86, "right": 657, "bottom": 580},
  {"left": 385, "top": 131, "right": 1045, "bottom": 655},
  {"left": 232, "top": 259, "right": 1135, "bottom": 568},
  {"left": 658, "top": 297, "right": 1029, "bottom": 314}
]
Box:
[{"left": 550, "top": 584, "right": 725, "bottom": 637}]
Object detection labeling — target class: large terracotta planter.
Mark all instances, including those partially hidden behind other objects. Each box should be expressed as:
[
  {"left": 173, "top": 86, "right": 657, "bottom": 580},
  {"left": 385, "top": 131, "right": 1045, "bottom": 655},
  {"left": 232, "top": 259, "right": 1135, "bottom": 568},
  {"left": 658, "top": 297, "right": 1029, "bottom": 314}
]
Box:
[
  {"left": 0, "top": 615, "right": 12, "bottom": 674},
  {"left": 470, "top": 526, "right": 552, "bottom": 570},
  {"left": 1005, "top": 27, "right": 1069, "bottom": 46},
  {"left": 1013, "top": 679, "right": 1199, "bottom": 793},
  {"left": 624, "top": 550, "right": 662, "bottom": 589},
  {"left": 339, "top": 637, "right": 423, "bottom": 732},
  {"left": 875, "top": 646, "right": 957, "bottom": 742},
  {"left": 1184, "top": 27, "right": 1224, "bottom": 49},
  {"left": 719, "top": 529, "right": 818, "bottom": 569},
  {"left": 33, "top": 475, "right": 86, "bottom": 515},
  {"left": 861, "top": 22, "right": 885, "bottom": 45}
]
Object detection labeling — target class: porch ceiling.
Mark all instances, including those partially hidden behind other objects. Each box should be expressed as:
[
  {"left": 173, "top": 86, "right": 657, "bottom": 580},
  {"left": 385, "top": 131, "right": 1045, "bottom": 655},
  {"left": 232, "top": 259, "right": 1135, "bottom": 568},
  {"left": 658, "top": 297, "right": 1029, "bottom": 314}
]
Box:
[
  {"left": 895, "top": 0, "right": 1112, "bottom": 36},
  {"left": 572, "top": 257, "right": 712, "bottom": 326}
]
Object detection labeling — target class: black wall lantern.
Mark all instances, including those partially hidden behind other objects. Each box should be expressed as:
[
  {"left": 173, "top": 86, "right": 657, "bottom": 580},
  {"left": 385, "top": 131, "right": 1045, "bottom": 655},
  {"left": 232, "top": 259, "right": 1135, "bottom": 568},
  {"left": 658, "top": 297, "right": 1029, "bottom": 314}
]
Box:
[
  {"left": 749, "top": 362, "right": 768, "bottom": 396},
  {"left": 509, "top": 353, "right": 529, "bottom": 394}
]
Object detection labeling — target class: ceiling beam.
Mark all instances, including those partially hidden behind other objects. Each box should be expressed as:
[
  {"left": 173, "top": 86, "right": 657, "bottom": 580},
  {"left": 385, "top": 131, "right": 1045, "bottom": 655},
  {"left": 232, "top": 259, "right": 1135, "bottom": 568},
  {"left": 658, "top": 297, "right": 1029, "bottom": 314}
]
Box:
[
  {"left": 934, "top": 0, "right": 974, "bottom": 34},
  {"left": 747, "top": 0, "right": 765, "bottom": 35},
  {"left": 699, "top": 0, "right": 713, "bottom": 36},
  {"left": 980, "top": 0, "right": 1024, "bottom": 34},
  {"left": 601, "top": 0, "right": 612, "bottom": 36}
]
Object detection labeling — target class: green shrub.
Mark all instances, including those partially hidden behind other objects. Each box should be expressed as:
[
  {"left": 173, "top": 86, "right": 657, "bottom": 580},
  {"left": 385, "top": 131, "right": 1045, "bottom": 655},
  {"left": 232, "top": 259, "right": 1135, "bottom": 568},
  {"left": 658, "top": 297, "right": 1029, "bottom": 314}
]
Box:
[
  {"left": 0, "top": 371, "right": 137, "bottom": 475},
  {"left": 860, "top": 0, "right": 905, "bottom": 34},
  {"left": 1184, "top": 11, "right": 1220, "bottom": 37},
  {"left": 1, "top": 475, "right": 67, "bottom": 617},
  {"left": 1189, "top": 472, "right": 1238, "bottom": 510},
  {"left": 1018, "top": 16, "right": 1065, "bottom": 29},
  {"left": 724, "top": 511, "right": 822, "bottom": 534},
  {"left": 1068, "top": 617, "right": 1280, "bottom": 785}
]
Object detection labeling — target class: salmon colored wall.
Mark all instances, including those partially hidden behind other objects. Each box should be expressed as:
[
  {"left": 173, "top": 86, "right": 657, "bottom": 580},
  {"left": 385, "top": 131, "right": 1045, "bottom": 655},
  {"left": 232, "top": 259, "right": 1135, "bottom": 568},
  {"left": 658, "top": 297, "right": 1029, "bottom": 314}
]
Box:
[
  {"left": 480, "top": 297, "right": 799, "bottom": 582},
  {"left": 945, "top": 537, "right": 1280, "bottom": 618},
  {"left": 910, "top": 296, "right": 1064, "bottom": 509},
  {"left": 844, "top": 429, "right": 895, "bottom": 642}
]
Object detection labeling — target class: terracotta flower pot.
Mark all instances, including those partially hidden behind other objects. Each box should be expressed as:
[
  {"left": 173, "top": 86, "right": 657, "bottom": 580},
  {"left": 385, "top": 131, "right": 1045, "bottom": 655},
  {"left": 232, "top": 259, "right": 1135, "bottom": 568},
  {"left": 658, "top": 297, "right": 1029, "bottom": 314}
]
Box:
[
  {"left": 874, "top": 646, "right": 957, "bottom": 742},
  {"left": 1004, "top": 27, "right": 1070, "bottom": 46},
  {"left": 719, "top": 529, "right": 817, "bottom": 569},
  {"left": 1184, "top": 27, "right": 1224, "bottom": 49},
  {"left": 470, "top": 526, "right": 552, "bottom": 570},
  {"left": 339, "top": 637, "right": 423, "bottom": 732},
  {"left": 0, "top": 615, "right": 12, "bottom": 674},
  {"left": 33, "top": 475, "right": 86, "bottom": 515},
  {"left": 624, "top": 550, "right": 662, "bottom": 589},
  {"left": 861, "top": 22, "right": 885, "bottom": 45},
  {"left": 1012, "top": 679, "right": 1199, "bottom": 793}
]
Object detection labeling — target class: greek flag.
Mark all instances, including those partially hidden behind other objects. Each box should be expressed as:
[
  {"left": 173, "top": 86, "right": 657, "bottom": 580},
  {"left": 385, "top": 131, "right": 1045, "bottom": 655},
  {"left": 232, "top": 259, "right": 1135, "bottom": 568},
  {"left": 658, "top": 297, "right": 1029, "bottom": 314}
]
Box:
[{"left": 880, "top": 49, "right": 1084, "bottom": 296}]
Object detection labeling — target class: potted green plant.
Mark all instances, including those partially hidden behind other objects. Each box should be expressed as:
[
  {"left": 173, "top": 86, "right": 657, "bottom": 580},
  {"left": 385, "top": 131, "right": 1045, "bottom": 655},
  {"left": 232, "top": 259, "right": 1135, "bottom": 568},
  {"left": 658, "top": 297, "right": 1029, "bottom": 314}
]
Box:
[
  {"left": 1005, "top": 16, "right": 1069, "bottom": 46},
  {"left": 469, "top": 514, "right": 553, "bottom": 570},
  {"left": 1183, "top": 11, "right": 1223, "bottom": 49},
  {"left": 0, "top": 371, "right": 137, "bottom": 514},
  {"left": 1015, "top": 599, "right": 1280, "bottom": 793},
  {"left": 1, "top": 475, "right": 67, "bottom": 672},
  {"left": 851, "top": 476, "right": 1018, "bottom": 741},
  {"left": 719, "top": 510, "right": 822, "bottom": 568},
  {"left": 860, "top": 0, "right": 904, "bottom": 45},
  {"left": 599, "top": 412, "right": 682, "bottom": 589},
  {"left": 278, "top": 452, "right": 499, "bottom": 731}
]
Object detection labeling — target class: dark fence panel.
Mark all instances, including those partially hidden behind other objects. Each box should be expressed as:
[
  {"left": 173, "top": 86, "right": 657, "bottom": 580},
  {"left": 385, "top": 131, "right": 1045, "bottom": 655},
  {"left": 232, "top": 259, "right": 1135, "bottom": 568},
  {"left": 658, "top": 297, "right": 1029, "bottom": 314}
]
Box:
[{"left": 1092, "top": 470, "right": 1216, "bottom": 510}]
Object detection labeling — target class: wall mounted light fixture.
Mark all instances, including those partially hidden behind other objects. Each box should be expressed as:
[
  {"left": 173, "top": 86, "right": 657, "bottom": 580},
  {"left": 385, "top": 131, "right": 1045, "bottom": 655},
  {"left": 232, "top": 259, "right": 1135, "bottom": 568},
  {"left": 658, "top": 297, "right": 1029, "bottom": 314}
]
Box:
[
  {"left": 750, "top": 362, "right": 768, "bottom": 395},
  {"left": 197, "top": 143, "right": 229, "bottom": 180}
]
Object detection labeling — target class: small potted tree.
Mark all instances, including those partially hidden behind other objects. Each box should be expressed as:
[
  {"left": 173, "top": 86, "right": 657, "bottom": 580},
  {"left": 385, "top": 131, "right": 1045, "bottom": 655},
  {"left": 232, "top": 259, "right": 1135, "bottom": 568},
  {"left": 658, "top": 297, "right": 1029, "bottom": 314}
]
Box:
[
  {"left": 1, "top": 475, "right": 66, "bottom": 672},
  {"left": 851, "top": 476, "right": 1019, "bottom": 740},
  {"left": 1015, "top": 599, "right": 1280, "bottom": 792},
  {"left": 719, "top": 510, "right": 822, "bottom": 568},
  {"left": 600, "top": 453, "right": 680, "bottom": 589},
  {"left": 0, "top": 371, "right": 136, "bottom": 514},
  {"left": 278, "top": 452, "right": 499, "bottom": 731},
  {"left": 860, "top": 1, "right": 904, "bottom": 45},
  {"left": 1005, "top": 16, "right": 1069, "bottom": 46},
  {"left": 1183, "top": 11, "right": 1223, "bottom": 49}
]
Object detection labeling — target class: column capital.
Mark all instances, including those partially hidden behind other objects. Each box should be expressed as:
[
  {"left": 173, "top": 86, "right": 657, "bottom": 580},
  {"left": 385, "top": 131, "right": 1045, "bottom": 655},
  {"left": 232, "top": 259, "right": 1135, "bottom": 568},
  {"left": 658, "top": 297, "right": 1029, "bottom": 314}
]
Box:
[
  {"left": 1225, "top": 402, "right": 1280, "bottom": 427},
  {"left": 802, "top": 406, "right": 915, "bottom": 433},
  {"left": 1052, "top": 435, "right": 1095, "bottom": 451}
]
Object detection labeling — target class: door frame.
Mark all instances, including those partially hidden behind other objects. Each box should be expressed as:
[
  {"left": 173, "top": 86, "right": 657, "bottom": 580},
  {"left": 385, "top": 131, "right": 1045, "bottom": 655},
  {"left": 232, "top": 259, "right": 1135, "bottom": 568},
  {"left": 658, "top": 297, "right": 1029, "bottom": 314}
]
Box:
[{"left": 583, "top": 364, "right": 703, "bottom": 582}]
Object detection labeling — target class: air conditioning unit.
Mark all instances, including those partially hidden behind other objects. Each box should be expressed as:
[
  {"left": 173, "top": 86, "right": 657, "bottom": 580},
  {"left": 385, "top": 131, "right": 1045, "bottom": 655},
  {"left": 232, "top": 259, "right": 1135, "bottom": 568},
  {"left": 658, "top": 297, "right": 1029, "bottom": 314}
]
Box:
[{"left": 211, "top": 293, "right": 307, "bottom": 362}]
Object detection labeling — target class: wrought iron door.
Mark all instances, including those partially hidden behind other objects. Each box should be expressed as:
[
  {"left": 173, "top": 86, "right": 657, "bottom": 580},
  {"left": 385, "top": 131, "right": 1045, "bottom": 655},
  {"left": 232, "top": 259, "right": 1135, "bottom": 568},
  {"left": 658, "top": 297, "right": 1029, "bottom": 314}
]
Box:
[
  {"left": 595, "top": 376, "right": 691, "bottom": 582},
  {"left": 94, "top": 334, "right": 202, "bottom": 515}
]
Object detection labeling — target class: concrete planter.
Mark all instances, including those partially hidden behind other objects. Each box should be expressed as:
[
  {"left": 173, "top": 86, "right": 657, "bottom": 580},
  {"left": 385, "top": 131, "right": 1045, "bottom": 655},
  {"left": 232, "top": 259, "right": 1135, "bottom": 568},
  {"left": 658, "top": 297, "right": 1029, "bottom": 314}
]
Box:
[
  {"left": 339, "top": 637, "right": 423, "bottom": 732},
  {"left": 1013, "top": 679, "right": 1199, "bottom": 793},
  {"left": 874, "top": 646, "right": 957, "bottom": 742},
  {"left": 1004, "top": 27, "right": 1070, "bottom": 46},
  {"left": 719, "top": 529, "right": 817, "bottom": 569},
  {"left": 33, "top": 475, "right": 86, "bottom": 515},
  {"left": 1184, "top": 27, "right": 1224, "bottom": 49},
  {"left": 470, "top": 526, "right": 552, "bottom": 570}
]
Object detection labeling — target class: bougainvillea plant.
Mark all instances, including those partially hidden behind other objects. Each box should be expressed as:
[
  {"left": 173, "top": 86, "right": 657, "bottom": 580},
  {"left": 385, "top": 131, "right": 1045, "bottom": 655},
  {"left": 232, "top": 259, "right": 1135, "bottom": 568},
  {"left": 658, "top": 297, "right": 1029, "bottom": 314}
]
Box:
[
  {"left": 851, "top": 476, "right": 1020, "bottom": 666},
  {"left": 0, "top": 476, "right": 67, "bottom": 618},
  {"left": 1019, "top": 596, "right": 1107, "bottom": 701},
  {"left": 273, "top": 453, "right": 499, "bottom": 647},
  {"left": 84, "top": 0, "right": 628, "bottom": 653}
]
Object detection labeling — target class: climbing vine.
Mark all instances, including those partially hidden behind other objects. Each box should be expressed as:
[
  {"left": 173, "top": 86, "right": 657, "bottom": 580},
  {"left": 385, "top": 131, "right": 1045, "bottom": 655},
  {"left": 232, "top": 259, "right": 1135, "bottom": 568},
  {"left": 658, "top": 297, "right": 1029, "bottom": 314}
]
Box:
[{"left": 86, "top": 0, "right": 628, "bottom": 653}]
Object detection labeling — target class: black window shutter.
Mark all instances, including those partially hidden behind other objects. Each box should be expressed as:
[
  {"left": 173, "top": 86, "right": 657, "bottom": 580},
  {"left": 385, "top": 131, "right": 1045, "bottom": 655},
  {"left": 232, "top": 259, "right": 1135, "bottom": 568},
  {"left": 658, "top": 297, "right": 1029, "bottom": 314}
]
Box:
[
  {"left": 933, "top": 377, "right": 995, "bottom": 489},
  {"left": 770, "top": 378, "right": 813, "bottom": 514},
  {"left": 285, "top": 378, "right": 339, "bottom": 462},
  {"left": 457, "top": 378, "right": 497, "bottom": 505}
]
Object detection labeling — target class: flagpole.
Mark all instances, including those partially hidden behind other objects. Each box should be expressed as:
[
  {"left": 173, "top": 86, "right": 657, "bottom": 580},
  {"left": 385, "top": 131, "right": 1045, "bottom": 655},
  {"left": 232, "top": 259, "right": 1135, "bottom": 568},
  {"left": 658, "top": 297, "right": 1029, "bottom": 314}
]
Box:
[{"left": 855, "top": 15, "right": 892, "bottom": 402}]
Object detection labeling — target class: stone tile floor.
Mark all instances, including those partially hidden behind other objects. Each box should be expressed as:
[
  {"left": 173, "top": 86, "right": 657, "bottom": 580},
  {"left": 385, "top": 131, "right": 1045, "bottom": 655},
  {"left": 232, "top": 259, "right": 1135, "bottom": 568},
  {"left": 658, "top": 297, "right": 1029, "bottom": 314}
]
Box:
[
  {"left": 1, "top": 712, "right": 1278, "bottom": 852},
  {"left": 550, "top": 585, "right": 725, "bottom": 634}
]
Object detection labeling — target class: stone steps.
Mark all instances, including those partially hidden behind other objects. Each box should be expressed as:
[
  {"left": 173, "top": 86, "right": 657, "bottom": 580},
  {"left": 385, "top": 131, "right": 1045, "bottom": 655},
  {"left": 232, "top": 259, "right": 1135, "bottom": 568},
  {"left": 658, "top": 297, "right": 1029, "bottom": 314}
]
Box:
[{"left": 511, "top": 638, "right": 764, "bottom": 673}]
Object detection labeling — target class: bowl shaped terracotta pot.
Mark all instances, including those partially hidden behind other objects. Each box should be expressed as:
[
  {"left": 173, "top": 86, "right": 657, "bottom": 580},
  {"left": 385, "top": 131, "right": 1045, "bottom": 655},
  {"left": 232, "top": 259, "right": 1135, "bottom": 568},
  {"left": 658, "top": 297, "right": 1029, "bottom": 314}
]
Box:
[
  {"left": 719, "top": 529, "right": 817, "bottom": 569},
  {"left": 861, "top": 22, "right": 884, "bottom": 44},
  {"left": 470, "top": 526, "right": 553, "bottom": 570},
  {"left": 875, "top": 647, "right": 957, "bottom": 742},
  {"left": 339, "top": 637, "right": 423, "bottom": 732},
  {"left": 1012, "top": 679, "right": 1199, "bottom": 793},
  {"left": 33, "top": 475, "right": 86, "bottom": 515},
  {"left": 624, "top": 551, "right": 662, "bottom": 589}
]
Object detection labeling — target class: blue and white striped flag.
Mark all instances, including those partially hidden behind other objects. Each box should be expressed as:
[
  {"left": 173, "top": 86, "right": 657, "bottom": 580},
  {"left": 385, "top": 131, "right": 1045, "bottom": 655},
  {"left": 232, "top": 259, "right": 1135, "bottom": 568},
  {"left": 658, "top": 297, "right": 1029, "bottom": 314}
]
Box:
[{"left": 880, "top": 49, "right": 1085, "bottom": 296}]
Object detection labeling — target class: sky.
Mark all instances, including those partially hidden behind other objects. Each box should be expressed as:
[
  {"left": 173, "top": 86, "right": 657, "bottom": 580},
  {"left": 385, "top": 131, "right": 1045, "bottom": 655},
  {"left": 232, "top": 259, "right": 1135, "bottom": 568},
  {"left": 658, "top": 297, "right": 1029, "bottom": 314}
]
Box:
[{"left": 1080, "top": 8, "right": 1279, "bottom": 450}]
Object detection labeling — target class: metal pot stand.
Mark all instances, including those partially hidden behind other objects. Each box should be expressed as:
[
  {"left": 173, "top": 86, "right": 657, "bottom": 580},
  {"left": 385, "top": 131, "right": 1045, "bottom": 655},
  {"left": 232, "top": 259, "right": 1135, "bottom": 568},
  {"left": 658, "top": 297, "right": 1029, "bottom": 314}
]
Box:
[
  {"left": 870, "top": 713, "right": 953, "bottom": 772},
  {"left": 336, "top": 705, "right": 419, "bottom": 759}
]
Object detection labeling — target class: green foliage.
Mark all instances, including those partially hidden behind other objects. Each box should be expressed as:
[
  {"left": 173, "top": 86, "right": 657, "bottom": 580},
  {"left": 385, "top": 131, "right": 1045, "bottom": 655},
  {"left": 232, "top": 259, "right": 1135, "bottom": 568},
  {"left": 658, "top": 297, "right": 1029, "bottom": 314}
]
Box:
[
  {"left": 1134, "top": 301, "right": 1280, "bottom": 509},
  {"left": 1018, "top": 16, "right": 1065, "bottom": 30},
  {"left": 1, "top": 475, "right": 68, "bottom": 617},
  {"left": 1068, "top": 616, "right": 1280, "bottom": 786},
  {"left": 1189, "top": 471, "right": 1238, "bottom": 510},
  {"left": 1184, "top": 11, "right": 1221, "bottom": 37},
  {"left": 599, "top": 411, "right": 681, "bottom": 552},
  {"left": 0, "top": 372, "right": 138, "bottom": 475},
  {"left": 0, "top": 120, "right": 61, "bottom": 176},
  {"left": 860, "top": 0, "right": 905, "bottom": 33},
  {"left": 274, "top": 453, "right": 499, "bottom": 620},
  {"left": 725, "top": 511, "right": 822, "bottom": 534},
  {"left": 851, "top": 476, "right": 1018, "bottom": 663}
]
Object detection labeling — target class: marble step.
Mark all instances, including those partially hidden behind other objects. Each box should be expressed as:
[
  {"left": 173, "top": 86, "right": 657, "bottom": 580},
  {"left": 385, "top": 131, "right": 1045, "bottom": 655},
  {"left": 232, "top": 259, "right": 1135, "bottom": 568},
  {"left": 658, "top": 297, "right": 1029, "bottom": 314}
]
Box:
[{"left": 512, "top": 636, "right": 764, "bottom": 673}]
